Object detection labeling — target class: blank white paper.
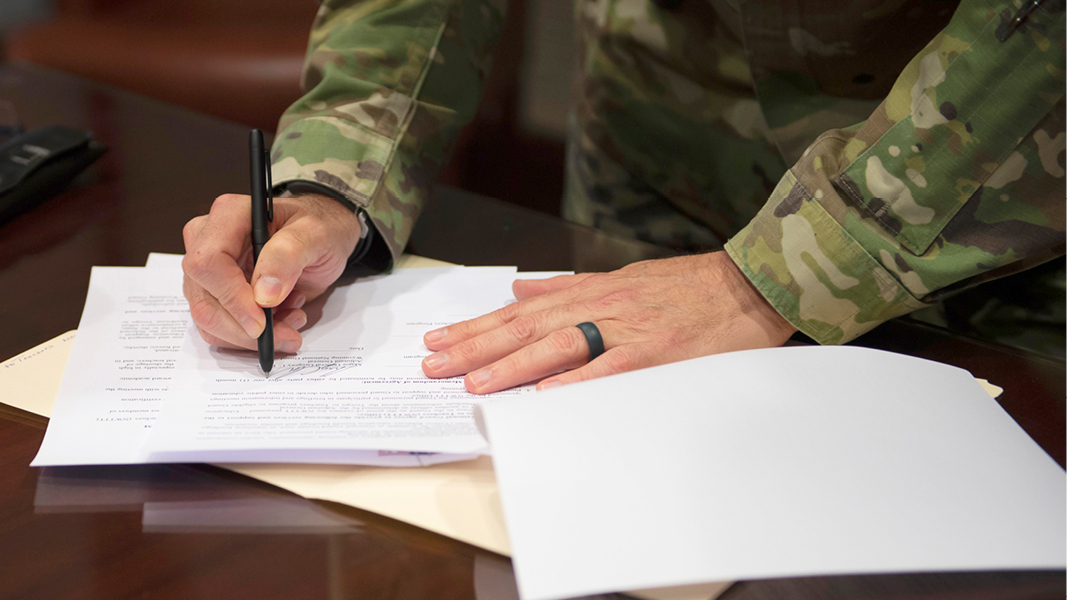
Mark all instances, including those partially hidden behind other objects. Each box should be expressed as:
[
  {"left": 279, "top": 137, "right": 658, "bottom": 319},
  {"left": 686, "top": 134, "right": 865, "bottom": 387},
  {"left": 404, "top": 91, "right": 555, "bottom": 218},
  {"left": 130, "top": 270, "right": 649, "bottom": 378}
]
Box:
[{"left": 479, "top": 346, "right": 1066, "bottom": 600}]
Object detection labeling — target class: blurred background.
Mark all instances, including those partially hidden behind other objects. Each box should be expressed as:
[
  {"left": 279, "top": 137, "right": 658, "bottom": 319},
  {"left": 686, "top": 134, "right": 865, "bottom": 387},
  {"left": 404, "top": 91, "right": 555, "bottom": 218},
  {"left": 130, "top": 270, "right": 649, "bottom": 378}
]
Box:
[{"left": 0, "top": 0, "right": 575, "bottom": 217}]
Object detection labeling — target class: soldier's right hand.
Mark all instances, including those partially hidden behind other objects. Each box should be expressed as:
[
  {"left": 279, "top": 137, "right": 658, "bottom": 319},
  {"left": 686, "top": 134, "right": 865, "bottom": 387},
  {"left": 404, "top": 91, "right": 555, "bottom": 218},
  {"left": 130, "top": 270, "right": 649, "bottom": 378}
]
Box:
[{"left": 181, "top": 193, "right": 362, "bottom": 353}]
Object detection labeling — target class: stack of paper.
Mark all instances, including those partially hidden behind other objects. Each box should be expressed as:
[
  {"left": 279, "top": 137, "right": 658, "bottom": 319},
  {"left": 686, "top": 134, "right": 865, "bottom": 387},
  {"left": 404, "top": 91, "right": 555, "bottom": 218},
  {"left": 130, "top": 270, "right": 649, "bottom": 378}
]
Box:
[{"left": 30, "top": 254, "right": 567, "bottom": 468}]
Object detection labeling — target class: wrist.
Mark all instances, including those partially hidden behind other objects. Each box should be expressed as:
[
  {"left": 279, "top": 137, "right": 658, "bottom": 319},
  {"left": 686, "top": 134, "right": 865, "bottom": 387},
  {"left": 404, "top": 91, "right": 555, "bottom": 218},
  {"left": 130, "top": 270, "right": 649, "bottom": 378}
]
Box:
[
  {"left": 709, "top": 251, "right": 797, "bottom": 345},
  {"left": 280, "top": 192, "right": 363, "bottom": 257}
]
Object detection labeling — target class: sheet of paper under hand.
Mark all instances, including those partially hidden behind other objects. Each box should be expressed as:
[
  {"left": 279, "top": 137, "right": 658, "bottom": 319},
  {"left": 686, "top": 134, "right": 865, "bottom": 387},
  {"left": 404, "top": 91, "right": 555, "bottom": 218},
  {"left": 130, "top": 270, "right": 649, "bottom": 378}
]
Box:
[
  {"left": 146, "top": 266, "right": 530, "bottom": 463},
  {"left": 478, "top": 345, "right": 1066, "bottom": 600},
  {"left": 147, "top": 252, "right": 457, "bottom": 271},
  {"left": 30, "top": 264, "right": 537, "bottom": 466}
]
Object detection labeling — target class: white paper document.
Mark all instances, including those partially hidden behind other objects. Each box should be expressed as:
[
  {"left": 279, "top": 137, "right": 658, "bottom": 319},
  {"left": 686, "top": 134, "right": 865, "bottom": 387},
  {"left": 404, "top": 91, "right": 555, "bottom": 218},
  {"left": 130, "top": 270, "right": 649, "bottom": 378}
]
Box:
[
  {"left": 479, "top": 346, "right": 1067, "bottom": 600},
  {"left": 148, "top": 266, "right": 531, "bottom": 463},
  {"left": 31, "top": 267, "right": 186, "bottom": 466},
  {"left": 31, "top": 264, "right": 535, "bottom": 467},
  {"left": 144, "top": 252, "right": 185, "bottom": 269}
]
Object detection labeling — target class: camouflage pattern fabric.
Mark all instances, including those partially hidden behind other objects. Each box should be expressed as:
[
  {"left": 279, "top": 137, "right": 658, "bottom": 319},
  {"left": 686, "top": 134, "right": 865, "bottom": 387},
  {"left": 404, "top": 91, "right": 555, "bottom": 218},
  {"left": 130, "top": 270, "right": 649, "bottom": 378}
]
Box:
[
  {"left": 565, "top": 0, "right": 788, "bottom": 250},
  {"left": 727, "top": 0, "right": 1065, "bottom": 344},
  {"left": 269, "top": 0, "right": 506, "bottom": 262},
  {"left": 564, "top": 0, "right": 954, "bottom": 249},
  {"left": 272, "top": 0, "right": 1065, "bottom": 347}
]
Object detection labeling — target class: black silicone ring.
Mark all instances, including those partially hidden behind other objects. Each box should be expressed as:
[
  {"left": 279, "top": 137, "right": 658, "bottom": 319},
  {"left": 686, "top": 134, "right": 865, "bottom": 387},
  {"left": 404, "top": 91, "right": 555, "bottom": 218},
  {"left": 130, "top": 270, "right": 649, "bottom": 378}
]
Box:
[{"left": 576, "top": 322, "right": 605, "bottom": 361}]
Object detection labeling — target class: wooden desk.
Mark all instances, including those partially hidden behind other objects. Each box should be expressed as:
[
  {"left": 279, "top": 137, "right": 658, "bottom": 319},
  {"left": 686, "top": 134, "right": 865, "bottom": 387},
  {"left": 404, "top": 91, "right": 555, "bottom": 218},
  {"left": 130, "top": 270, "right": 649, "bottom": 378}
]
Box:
[{"left": 0, "top": 63, "right": 1062, "bottom": 600}]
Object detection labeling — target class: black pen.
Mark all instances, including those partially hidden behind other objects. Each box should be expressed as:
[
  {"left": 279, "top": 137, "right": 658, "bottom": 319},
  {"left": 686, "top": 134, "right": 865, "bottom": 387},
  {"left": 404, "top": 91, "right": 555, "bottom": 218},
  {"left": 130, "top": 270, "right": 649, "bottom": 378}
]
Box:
[{"left": 249, "top": 129, "right": 274, "bottom": 376}]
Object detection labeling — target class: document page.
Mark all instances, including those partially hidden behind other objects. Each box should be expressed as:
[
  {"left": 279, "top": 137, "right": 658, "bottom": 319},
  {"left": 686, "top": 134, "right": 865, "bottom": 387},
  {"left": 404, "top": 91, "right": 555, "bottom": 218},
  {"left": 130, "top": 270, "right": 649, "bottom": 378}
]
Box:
[
  {"left": 146, "top": 266, "right": 531, "bottom": 463},
  {"left": 31, "top": 267, "right": 187, "bottom": 466},
  {"left": 31, "top": 262, "right": 555, "bottom": 467}
]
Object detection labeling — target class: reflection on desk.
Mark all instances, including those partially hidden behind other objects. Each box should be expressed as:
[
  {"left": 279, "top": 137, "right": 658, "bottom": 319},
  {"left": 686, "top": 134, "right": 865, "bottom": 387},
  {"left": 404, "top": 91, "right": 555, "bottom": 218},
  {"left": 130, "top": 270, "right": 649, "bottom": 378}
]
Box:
[{"left": 36, "top": 465, "right": 362, "bottom": 534}]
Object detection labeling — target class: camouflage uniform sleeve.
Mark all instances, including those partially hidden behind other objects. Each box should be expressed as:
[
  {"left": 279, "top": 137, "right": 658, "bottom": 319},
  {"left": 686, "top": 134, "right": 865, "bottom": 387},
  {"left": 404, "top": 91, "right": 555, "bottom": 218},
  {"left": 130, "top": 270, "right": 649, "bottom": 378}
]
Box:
[
  {"left": 726, "top": 0, "right": 1065, "bottom": 345},
  {"left": 269, "top": 0, "right": 506, "bottom": 266}
]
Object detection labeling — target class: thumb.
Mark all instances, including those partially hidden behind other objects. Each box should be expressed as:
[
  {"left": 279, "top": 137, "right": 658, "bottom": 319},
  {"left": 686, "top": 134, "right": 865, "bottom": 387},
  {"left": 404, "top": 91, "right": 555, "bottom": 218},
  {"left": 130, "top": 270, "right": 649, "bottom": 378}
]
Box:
[
  {"left": 250, "top": 229, "right": 316, "bottom": 308},
  {"left": 513, "top": 273, "right": 592, "bottom": 301}
]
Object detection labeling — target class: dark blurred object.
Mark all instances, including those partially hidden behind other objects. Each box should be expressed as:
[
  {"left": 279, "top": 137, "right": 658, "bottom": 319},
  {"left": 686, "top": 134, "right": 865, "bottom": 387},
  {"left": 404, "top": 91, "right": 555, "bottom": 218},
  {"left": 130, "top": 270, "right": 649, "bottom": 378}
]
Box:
[
  {"left": 0, "top": 100, "right": 24, "bottom": 145},
  {"left": 0, "top": 124, "right": 106, "bottom": 224},
  {"left": 4, "top": 0, "right": 315, "bottom": 133}
]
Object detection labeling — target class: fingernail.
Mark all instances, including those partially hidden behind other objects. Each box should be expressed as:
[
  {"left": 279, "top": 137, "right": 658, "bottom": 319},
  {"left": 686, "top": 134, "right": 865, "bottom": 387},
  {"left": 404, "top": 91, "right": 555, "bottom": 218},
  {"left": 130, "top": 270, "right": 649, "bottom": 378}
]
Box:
[
  {"left": 468, "top": 369, "right": 492, "bottom": 389},
  {"left": 254, "top": 276, "right": 283, "bottom": 305},
  {"left": 538, "top": 379, "right": 562, "bottom": 391},
  {"left": 425, "top": 328, "right": 447, "bottom": 344},
  {"left": 423, "top": 352, "right": 449, "bottom": 370},
  {"left": 240, "top": 315, "right": 263, "bottom": 338},
  {"left": 278, "top": 340, "right": 300, "bottom": 354},
  {"left": 283, "top": 311, "right": 307, "bottom": 330},
  {"left": 290, "top": 291, "right": 306, "bottom": 309}
]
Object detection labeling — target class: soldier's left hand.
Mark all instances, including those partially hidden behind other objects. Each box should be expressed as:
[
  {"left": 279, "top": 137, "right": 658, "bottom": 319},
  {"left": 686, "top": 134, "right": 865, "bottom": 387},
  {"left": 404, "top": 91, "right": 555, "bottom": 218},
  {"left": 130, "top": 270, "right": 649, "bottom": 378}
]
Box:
[{"left": 420, "top": 251, "right": 797, "bottom": 394}]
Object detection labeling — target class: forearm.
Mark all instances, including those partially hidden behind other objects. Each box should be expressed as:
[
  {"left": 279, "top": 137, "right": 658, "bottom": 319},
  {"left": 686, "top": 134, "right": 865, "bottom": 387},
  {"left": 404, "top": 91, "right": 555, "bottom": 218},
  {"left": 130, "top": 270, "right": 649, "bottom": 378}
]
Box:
[{"left": 270, "top": 0, "right": 507, "bottom": 268}]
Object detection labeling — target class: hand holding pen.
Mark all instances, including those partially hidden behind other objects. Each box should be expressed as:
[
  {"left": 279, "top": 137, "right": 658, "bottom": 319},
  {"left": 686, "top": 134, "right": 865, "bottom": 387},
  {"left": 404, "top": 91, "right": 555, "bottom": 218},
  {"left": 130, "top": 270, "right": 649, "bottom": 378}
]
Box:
[{"left": 180, "top": 135, "right": 364, "bottom": 364}]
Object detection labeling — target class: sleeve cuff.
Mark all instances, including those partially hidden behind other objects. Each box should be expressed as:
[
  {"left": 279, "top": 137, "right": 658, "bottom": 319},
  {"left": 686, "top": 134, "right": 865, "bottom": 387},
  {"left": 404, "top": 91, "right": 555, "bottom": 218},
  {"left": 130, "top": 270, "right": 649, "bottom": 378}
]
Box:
[
  {"left": 725, "top": 170, "right": 929, "bottom": 345},
  {"left": 271, "top": 114, "right": 416, "bottom": 263}
]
